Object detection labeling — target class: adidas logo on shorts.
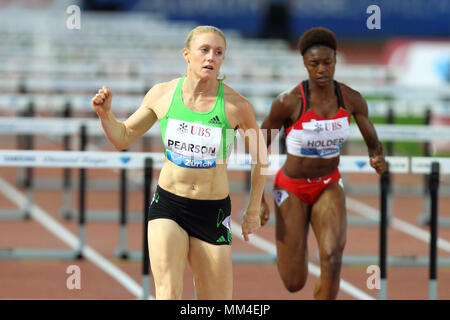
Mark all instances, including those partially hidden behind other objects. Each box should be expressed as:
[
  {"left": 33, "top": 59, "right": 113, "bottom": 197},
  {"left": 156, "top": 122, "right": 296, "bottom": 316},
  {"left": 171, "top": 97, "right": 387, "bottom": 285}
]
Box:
[{"left": 208, "top": 115, "right": 222, "bottom": 125}]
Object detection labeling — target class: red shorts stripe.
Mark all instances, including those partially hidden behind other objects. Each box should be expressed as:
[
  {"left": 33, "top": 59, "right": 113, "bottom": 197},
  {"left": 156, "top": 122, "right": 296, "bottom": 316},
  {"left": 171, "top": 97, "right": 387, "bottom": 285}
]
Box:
[{"left": 273, "top": 168, "right": 341, "bottom": 205}]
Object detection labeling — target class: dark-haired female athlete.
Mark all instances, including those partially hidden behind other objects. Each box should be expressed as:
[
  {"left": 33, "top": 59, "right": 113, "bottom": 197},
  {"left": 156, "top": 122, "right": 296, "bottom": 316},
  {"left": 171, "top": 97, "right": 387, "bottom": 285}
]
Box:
[{"left": 260, "top": 27, "right": 386, "bottom": 299}]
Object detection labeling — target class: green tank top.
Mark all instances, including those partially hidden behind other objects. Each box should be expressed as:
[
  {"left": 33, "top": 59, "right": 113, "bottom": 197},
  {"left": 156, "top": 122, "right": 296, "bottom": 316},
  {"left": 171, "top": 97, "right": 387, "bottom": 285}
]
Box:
[{"left": 159, "top": 77, "right": 236, "bottom": 169}]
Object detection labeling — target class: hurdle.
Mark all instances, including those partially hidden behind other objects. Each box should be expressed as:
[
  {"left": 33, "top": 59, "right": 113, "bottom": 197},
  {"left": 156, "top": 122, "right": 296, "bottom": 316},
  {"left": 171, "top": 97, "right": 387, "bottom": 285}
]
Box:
[
  {"left": 116, "top": 154, "right": 411, "bottom": 265},
  {"left": 411, "top": 157, "right": 450, "bottom": 299},
  {"left": 15, "top": 101, "right": 35, "bottom": 193},
  {"left": 0, "top": 150, "right": 282, "bottom": 297},
  {"left": 0, "top": 149, "right": 100, "bottom": 260},
  {"left": 341, "top": 157, "right": 450, "bottom": 299},
  {"left": 0, "top": 119, "right": 90, "bottom": 222},
  {"left": 142, "top": 158, "right": 153, "bottom": 300},
  {"left": 344, "top": 121, "right": 450, "bottom": 227},
  {"left": 0, "top": 150, "right": 157, "bottom": 298},
  {"left": 0, "top": 117, "right": 162, "bottom": 224},
  {"left": 417, "top": 157, "right": 450, "bottom": 227}
]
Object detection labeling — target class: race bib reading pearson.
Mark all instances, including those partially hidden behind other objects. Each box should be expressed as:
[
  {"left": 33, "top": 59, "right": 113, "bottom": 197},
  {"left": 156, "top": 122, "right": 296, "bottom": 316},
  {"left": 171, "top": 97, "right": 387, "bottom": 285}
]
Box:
[{"left": 164, "top": 118, "right": 222, "bottom": 169}]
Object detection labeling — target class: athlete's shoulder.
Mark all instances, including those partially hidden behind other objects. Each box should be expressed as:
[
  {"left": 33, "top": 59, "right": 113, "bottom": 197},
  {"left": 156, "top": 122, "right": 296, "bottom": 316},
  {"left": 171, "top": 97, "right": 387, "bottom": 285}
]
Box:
[
  {"left": 336, "top": 81, "right": 366, "bottom": 108},
  {"left": 222, "top": 82, "right": 257, "bottom": 129},
  {"left": 222, "top": 82, "right": 253, "bottom": 112},
  {"left": 141, "top": 78, "right": 180, "bottom": 111},
  {"left": 272, "top": 83, "right": 302, "bottom": 113},
  {"left": 147, "top": 78, "right": 179, "bottom": 96}
]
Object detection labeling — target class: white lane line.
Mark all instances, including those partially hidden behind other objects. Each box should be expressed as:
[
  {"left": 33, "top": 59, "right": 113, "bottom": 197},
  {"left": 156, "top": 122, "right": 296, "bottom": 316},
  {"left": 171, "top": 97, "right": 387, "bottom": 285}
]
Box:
[
  {"left": 230, "top": 220, "right": 375, "bottom": 300},
  {"left": 347, "top": 196, "right": 450, "bottom": 252},
  {"left": 0, "top": 176, "right": 154, "bottom": 300}
]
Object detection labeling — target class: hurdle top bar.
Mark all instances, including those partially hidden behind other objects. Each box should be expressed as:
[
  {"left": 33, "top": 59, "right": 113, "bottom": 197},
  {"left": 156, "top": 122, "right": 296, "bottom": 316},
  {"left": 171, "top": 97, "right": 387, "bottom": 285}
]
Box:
[
  {"left": 2, "top": 94, "right": 450, "bottom": 118},
  {"left": 2, "top": 117, "right": 450, "bottom": 143}
]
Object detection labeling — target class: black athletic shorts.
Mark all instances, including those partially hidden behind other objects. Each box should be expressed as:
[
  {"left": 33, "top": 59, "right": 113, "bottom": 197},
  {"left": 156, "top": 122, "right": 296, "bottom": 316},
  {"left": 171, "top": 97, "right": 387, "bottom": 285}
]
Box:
[{"left": 148, "top": 185, "right": 232, "bottom": 245}]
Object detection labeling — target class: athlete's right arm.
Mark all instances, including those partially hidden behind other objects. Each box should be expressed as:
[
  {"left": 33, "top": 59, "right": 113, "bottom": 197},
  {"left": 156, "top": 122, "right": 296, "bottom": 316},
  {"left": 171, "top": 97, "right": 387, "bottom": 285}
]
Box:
[
  {"left": 259, "top": 91, "right": 298, "bottom": 226},
  {"left": 92, "top": 85, "right": 160, "bottom": 150},
  {"left": 260, "top": 91, "right": 297, "bottom": 147}
]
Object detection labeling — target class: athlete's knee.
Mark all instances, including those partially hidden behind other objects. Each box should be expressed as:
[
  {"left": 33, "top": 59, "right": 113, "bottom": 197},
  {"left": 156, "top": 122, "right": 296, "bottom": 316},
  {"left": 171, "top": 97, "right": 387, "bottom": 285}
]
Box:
[
  {"left": 154, "top": 279, "right": 183, "bottom": 299},
  {"left": 277, "top": 262, "right": 308, "bottom": 293},
  {"left": 320, "top": 246, "right": 344, "bottom": 275},
  {"left": 282, "top": 275, "right": 307, "bottom": 293}
]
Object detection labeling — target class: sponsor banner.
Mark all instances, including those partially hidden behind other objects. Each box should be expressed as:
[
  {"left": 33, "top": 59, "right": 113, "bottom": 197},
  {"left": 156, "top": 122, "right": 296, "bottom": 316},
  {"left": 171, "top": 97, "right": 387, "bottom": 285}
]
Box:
[
  {"left": 411, "top": 157, "right": 450, "bottom": 174},
  {"left": 0, "top": 150, "right": 413, "bottom": 173},
  {"left": 339, "top": 156, "right": 409, "bottom": 173},
  {"left": 388, "top": 41, "right": 450, "bottom": 87},
  {"left": 0, "top": 151, "right": 165, "bottom": 169}
]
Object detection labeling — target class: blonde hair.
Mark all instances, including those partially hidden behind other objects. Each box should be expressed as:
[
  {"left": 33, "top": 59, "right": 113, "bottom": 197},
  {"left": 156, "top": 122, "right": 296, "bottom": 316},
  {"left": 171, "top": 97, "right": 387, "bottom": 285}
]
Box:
[
  {"left": 184, "top": 25, "right": 227, "bottom": 81},
  {"left": 184, "top": 25, "right": 227, "bottom": 50}
]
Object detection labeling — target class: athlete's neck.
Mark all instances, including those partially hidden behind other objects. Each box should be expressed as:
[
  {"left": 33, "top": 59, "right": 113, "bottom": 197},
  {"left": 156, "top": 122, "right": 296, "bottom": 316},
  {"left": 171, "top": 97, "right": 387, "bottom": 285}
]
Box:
[
  {"left": 309, "top": 79, "right": 335, "bottom": 100},
  {"left": 183, "top": 73, "right": 218, "bottom": 98}
]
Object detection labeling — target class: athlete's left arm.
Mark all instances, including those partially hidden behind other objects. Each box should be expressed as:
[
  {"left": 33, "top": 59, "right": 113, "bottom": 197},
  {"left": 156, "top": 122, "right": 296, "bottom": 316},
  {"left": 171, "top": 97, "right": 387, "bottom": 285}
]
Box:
[
  {"left": 229, "top": 96, "right": 269, "bottom": 241},
  {"left": 345, "top": 87, "right": 387, "bottom": 174}
]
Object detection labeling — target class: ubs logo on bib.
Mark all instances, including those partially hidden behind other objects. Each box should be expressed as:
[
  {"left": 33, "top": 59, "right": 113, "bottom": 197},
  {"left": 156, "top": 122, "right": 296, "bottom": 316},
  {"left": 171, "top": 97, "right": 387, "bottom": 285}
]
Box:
[
  {"left": 178, "top": 122, "right": 188, "bottom": 134},
  {"left": 191, "top": 126, "right": 211, "bottom": 137},
  {"left": 313, "top": 122, "right": 323, "bottom": 133}
]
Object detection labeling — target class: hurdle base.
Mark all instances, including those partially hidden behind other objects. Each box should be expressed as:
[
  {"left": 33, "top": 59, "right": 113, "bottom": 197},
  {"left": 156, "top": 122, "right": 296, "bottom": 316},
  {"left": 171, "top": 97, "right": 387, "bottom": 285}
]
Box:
[
  {"left": 429, "top": 279, "right": 437, "bottom": 300},
  {"left": 379, "top": 279, "right": 387, "bottom": 300},
  {"left": 232, "top": 252, "right": 277, "bottom": 264},
  {"left": 141, "top": 275, "right": 151, "bottom": 300},
  {"left": 266, "top": 215, "right": 381, "bottom": 227},
  {"left": 62, "top": 210, "right": 144, "bottom": 222},
  {"left": 418, "top": 213, "right": 450, "bottom": 227},
  {"left": 340, "top": 254, "right": 450, "bottom": 267},
  {"left": 114, "top": 248, "right": 130, "bottom": 260},
  {"left": 0, "top": 248, "right": 82, "bottom": 260},
  {"left": 347, "top": 215, "right": 380, "bottom": 226},
  {"left": 23, "top": 177, "right": 143, "bottom": 191},
  {"left": 117, "top": 251, "right": 277, "bottom": 264},
  {"left": 0, "top": 209, "right": 31, "bottom": 220}
]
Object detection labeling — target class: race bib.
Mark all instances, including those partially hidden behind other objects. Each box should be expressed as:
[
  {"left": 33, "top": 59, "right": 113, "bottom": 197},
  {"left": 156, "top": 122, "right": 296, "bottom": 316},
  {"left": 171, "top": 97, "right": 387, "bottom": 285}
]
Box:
[
  {"left": 164, "top": 119, "right": 222, "bottom": 169},
  {"left": 301, "top": 117, "right": 349, "bottom": 150}
]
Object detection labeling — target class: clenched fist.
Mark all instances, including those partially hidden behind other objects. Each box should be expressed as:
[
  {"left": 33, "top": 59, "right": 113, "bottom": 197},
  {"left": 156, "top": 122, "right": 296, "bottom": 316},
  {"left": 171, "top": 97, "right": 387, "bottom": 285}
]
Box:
[
  {"left": 92, "top": 85, "right": 113, "bottom": 117},
  {"left": 370, "top": 154, "right": 387, "bottom": 175}
]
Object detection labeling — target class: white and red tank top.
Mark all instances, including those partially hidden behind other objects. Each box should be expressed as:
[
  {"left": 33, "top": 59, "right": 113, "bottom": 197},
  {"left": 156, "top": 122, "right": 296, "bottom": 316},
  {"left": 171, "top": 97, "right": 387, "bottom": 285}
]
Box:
[{"left": 285, "top": 80, "right": 350, "bottom": 158}]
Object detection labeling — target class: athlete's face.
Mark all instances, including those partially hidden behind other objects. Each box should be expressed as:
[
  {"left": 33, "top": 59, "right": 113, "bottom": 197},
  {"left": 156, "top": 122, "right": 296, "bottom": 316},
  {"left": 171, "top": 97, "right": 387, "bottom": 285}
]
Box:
[
  {"left": 303, "top": 46, "right": 336, "bottom": 87},
  {"left": 183, "top": 32, "right": 226, "bottom": 80}
]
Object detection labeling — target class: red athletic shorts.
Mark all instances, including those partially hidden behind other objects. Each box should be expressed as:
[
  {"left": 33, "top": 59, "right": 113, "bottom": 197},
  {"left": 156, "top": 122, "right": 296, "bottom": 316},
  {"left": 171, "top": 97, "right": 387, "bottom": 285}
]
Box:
[{"left": 273, "top": 168, "right": 341, "bottom": 205}]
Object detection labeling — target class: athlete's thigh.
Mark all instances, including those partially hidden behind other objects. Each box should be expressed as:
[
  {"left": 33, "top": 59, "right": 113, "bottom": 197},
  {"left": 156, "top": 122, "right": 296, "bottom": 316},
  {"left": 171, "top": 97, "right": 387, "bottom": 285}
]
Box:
[
  {"left": 273, "top": 187, "right": 310, "bottom": 267},
  {"left": 188, "top": 237, "right": 232, "bottom": 299},
  {"left": 310, "top": 182, "right": 347, "bottom": 254},
  {"left": 147, "top": 219, "right": 189, "bottom": 281}
]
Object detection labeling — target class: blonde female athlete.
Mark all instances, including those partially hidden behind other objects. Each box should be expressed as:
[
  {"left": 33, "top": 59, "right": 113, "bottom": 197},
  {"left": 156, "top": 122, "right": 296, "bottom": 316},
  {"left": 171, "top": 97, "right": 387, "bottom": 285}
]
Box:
[
  {"left": 92, "top": 26, "right": 267, "bottom": 300},
  {"left": 260, "top": 27, "right": 386, "bottom": 299}
]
